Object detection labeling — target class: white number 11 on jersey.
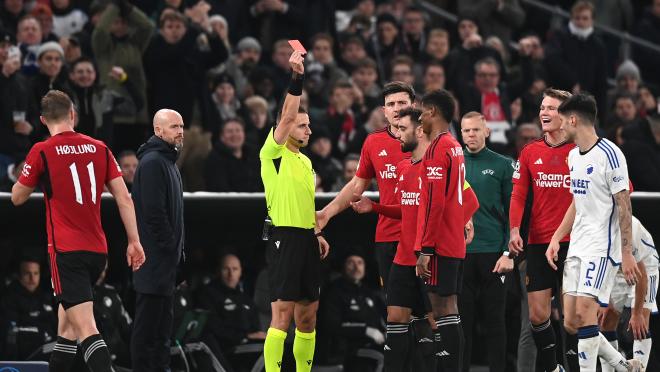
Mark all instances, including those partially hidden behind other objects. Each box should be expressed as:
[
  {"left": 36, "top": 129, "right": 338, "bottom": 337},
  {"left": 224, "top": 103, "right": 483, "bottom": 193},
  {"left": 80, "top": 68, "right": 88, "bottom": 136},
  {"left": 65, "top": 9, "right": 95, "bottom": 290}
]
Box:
[{"left": 69, "top": 162, "right": 97, "bottom": 205}]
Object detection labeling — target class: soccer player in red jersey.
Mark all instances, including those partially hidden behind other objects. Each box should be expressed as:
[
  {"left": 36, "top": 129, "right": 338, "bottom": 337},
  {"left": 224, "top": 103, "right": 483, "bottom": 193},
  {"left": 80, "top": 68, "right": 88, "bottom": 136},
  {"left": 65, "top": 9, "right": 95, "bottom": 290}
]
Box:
[
  {"left": 11, "top": 90, "right": 145, "bottom": 372},
  {"left": 351, "top": 107, "right": 479, "bottom": 372},
  {"left": 508, "top": 88, "right": 574, "bottom": 372},
  {"left": 414, "top": 89, "right": 468, "bottom": 371},
  {"left": 316, "top": 81, "right": 413, "bottom": 288}
]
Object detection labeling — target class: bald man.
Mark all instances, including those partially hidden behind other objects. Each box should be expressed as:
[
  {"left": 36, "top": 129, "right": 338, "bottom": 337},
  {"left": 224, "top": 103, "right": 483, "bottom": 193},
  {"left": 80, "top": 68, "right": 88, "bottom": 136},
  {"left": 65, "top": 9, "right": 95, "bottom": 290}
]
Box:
[{"left": 131, "top": 109, "right": 185, "bottom": 371}]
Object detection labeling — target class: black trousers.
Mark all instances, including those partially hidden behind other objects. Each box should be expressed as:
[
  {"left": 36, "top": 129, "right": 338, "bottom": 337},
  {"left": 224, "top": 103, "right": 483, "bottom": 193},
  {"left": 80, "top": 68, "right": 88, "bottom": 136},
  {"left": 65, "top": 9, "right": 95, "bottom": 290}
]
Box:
[
  {"left": 131, "top": 292, "right": 174, "bottom": 372},
  {"left": 459, "top": 252, "right": 507, "bottom": 372}
]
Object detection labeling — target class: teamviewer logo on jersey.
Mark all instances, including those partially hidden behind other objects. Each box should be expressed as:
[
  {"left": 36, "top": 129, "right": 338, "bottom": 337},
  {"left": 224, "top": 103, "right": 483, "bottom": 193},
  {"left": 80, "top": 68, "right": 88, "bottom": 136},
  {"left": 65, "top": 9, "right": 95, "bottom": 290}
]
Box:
[{"left": 426, "top": 166, "right": 443, "bottom": 180}]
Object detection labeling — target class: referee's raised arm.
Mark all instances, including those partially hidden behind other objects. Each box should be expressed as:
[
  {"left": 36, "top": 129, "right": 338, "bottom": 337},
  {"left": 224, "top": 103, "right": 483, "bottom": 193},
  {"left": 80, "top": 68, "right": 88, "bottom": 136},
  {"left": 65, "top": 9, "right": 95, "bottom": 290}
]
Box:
[{"left": 273, "top": 50, "right": 305, "bottom": 145}]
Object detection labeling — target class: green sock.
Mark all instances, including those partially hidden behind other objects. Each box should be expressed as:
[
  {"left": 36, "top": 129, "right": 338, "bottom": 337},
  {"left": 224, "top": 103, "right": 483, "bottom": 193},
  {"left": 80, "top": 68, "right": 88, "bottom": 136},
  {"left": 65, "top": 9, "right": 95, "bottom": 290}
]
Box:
[
  {"left": 293, "top": 328, "right": 316, "bottom": 372},
  {"left": 264, "top": 327, "right": 287, "bottom": 371}
]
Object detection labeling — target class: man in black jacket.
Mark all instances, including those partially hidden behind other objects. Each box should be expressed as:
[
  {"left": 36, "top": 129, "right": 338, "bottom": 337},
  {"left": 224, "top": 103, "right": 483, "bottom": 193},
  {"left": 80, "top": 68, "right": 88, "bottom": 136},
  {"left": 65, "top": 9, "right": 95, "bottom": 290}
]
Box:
[{"left": 131, "top": 108, "right": 185, "bottom": 371}]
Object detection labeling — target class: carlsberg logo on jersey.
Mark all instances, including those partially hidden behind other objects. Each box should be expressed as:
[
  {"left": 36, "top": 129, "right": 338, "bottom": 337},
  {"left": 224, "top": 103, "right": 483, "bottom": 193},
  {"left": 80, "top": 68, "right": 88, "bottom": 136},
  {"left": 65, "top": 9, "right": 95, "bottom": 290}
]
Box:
[
  {"left": 401, "top": 191, "right": 420, "bottom": 205},
  {"left": 55, "top": 144, "right": 97, "bottom": 155},
  {"left": 380, "top": 164, "right": 397, "bottom": 179},
  {"left": 535, "top": 172, "right": 570, "bottom": 188}
]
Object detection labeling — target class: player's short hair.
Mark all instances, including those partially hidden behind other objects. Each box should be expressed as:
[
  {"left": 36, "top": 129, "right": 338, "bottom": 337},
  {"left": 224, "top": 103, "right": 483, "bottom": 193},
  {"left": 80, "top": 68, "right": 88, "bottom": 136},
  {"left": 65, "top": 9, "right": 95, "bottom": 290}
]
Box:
[
  {"left": 382, "top": 81, "right": 415, "bottom": 104},
  {"left": 396, "top": 107, "right": 423, "bottom": 127},
  {"left": 41, "top": 90, "right": 73, "bottom": 122},
  {"left": 571, "top": 0, "right": 594, "bottom": 17},
  {"left": 543, "top": 88, "right": 572, "bottom": 102},
  {"left": 558, "top": 93, "right": 597, "bottom": 126},
  {"left": 421, "top": 89, "right": 455, "bottom": 123},
  {"left": 275, "top": 105, "right": 308, "bottom": 126},
  {"left": 461, "top": 111, "right": 486, "bottom": 125}
]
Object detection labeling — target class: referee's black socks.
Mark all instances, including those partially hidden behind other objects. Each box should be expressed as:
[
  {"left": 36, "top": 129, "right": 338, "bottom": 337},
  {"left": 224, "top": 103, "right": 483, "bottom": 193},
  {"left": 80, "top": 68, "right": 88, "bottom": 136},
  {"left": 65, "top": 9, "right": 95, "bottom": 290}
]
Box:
[
  {"left": 81, "top": 334, "right": 114, "bottom": 372},
  {"left": 531, "top": 318, "right": 558, "bottom": 372},
  {"left": 385, "top": 322, "right": 409, "bottom": 371},
  {"left": 49, "top": 336, "right": 78, "bottom": 372},
  {"left": 435, "top": 314, "right": 464, "bottom": 371}
]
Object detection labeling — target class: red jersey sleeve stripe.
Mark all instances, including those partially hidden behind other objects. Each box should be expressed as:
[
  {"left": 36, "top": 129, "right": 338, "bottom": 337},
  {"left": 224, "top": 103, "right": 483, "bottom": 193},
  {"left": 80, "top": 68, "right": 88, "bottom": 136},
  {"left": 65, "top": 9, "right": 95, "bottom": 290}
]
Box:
[{"left": 421, "top": 182, "right": 435, "bottom": 242}]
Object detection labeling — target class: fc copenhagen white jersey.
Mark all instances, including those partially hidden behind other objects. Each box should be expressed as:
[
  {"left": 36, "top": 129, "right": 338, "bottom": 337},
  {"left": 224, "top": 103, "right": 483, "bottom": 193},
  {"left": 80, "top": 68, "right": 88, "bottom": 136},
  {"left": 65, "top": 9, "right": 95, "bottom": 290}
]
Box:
[
  {"left": 632, "top": 216, "right": 659, "bottom": 269},
  {"left": 567, "top": 138, "right": 629, "bottom": 264}
]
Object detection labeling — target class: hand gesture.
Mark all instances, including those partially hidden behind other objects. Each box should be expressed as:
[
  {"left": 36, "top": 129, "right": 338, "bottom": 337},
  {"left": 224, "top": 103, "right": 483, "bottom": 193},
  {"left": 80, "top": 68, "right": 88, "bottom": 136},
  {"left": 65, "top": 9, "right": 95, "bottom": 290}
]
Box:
[
  {"left": 508, "top": 227, "right": 524, "bottom": 254},
  {"left": 289, "top": 50, "right": 305, "bottom": 75},
  {"left": 465, "top": 219, "right": 474, "bottom": 245},
  {"left": 126, "top": 240, "right": 146, "bottom": 271},
  {"left": 628, "top": 312, "right": 648, "bottom": 340},
  {"left": 416, "top": 254, "right": 431, "bottom": 279},
  {"left": 350, "top": 195, "right": 373, "bottom": 214},
  {"left": 545, "top": 239, "right": 561, "bottom": 271},
  {"left": 318, "top": 235, "right": 330, "bottom": 259},
  {"left": 493, "top": 255, "right": 514, "bottom": 274},
  {"left": 622, "top": 253, "right": 641, "bottom": 286}
]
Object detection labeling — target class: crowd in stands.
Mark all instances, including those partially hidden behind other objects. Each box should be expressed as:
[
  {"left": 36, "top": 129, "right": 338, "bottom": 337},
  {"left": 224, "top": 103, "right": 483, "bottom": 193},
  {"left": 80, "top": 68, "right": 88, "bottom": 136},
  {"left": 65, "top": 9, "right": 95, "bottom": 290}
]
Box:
[{"left": 0, "top": 0, "right": 659, "bottom": 193}]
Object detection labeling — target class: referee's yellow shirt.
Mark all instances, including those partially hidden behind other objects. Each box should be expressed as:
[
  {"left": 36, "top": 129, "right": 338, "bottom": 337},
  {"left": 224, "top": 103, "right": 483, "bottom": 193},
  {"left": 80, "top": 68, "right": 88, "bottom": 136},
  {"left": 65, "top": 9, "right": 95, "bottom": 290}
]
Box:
[{"left": 260, "top": 129, "right": 316, "bottom": 229}]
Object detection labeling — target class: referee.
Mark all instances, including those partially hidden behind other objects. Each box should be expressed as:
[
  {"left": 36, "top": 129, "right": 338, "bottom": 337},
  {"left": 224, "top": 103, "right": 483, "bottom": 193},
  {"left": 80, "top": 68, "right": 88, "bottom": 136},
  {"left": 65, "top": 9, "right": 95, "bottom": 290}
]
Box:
[{"left": 260, "top": 50, "right": 330, "bottom": 372}]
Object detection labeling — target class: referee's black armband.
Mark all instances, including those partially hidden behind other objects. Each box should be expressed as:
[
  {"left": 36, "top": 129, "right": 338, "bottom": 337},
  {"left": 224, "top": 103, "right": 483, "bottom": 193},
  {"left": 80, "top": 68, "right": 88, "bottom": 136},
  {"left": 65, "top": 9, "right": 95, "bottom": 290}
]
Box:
[
  {"left": 288, "top": 73, "right": 304, "bottom": 96},
  {"left": 421, "top": 247, "right": 435, "bottom": 256},
  {"left": 315, "top": 231, "right": 324, "bottom": 238}
]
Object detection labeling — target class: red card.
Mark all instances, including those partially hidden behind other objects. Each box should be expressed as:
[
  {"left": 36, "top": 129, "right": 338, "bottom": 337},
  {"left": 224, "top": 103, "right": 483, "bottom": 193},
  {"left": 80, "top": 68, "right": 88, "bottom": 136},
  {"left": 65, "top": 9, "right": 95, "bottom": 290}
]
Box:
[{"left": 288, "top": 39, "right": 307, "bottom": 54}]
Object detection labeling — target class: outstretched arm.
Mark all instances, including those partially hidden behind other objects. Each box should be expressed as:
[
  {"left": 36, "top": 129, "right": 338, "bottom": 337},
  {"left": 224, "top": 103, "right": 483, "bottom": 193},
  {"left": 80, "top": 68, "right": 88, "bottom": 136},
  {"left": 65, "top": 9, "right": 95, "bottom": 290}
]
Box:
[{"left": 273, "top": 50, "right": 305, "bottom": 145}]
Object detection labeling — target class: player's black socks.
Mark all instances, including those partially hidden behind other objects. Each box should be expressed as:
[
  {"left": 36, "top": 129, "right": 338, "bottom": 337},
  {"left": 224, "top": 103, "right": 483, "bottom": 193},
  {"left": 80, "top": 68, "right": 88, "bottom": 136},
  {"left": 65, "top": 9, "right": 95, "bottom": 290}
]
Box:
[
  {"left": 384, "top": 322, "right": 409, "bottom": 372},
  {"left": 81, "top": 334, "right": 113, "bottom": 372},
  {"left": 531, "top": 319, "right": 557, "bottom": 372},
  {"left": 565, "top": 331, "right": 579, "bottom": 372},
  {"left": 436, "top": 314, "right": 464, "bottom": 371},
  {"left": 49, "top": 336, "right": 78, "bottom": 372}
]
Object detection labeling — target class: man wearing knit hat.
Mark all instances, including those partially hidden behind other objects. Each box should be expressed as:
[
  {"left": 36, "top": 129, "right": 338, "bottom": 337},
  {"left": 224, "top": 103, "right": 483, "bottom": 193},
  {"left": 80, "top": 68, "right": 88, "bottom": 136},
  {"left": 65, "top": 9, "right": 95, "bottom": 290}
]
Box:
[{"left": 222, "top": 36, "right": 262, "bottom": 98}]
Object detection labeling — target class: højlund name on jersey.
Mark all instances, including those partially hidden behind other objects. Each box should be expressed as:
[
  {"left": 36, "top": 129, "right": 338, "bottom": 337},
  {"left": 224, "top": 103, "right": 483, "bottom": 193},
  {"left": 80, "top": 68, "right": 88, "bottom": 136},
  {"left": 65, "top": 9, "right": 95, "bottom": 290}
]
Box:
[
  {"left": 571, "top": 178, "right": 590, "bottom": 195},
  {"left": 401, "top": 191, "right": 420, "bottom": 205},
  {"left": 379, "top": 163, "right": 397, "bottom": 179},
  {"left": 55, "top": 144, "right": 97, "bottom": 155},
  {"left": 534, "top": 172, "right": 570, "bottom": 188}
]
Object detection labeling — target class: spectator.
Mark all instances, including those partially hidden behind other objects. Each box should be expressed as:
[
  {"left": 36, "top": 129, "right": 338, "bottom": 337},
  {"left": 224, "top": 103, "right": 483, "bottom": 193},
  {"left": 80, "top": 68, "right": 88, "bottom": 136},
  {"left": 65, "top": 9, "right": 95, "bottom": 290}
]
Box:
[
  {"left": 608, "top": 93, "right": 641, "bottom": 129},
  {"left": 202, "top": 73, "right": 242, "bottom": 140},
  {"left": 247, "top": 66, "right": 278, "bottom": 117},
  {"left": 511, "top": 122, "right": 541, "bottom": 159},
  {"left": 93, "top": 265, "right": 132, "bottom": 368},
  {"left": 400, "top": 6, "right": 427, "bottom": 60},
  {"left": 143, "top": 9, "right": 228, "bottom": 126},
  {"left": 16, "top": 15, "right": 43, "bottom": 76},
  {"left": 307, "top": 126, "right": 342, "bottom": 192},
  {"left": 592, "top": 0, "right": 634, "bottom": 76},
  {"left": 0, "top": 0, "right": 26, "bottom": 38},
  {"left": 0, "top": 45, "right": 31, "bottom": 163},
  {"left": 458, "top": 0, "right": 525, "bottom": 46},
  {"left": 305, "top": 33, "right": 348, "bottom": 109},
  {"left": 0, "top": 258, "right": 57, "bottom": 360},
  {"left": 606, "top": 60, "right": 642, "bottom": 110},
  {"left": 28, "top": 41, "right": 72, "bottom": 141},
  {"left": 633, "top": 0, "right": 660, "bottom": 87},
  {"left": 247, "top": 0, "right": 305, "bottom": 54},
  {"left": 389, "top": 54, "right": 414, "bottom": 87},
  {"left": 51, "top": 0, "right": 88, "bottom": 38},
  {"left": 349, "top": 57, "right": 381, "bottom": 111},
  {"left": 445, "top": 16, "right": 504, "bottom": 93},
  {"left": 92, "top": 0, "right": 154, "bottom": 150},
  {"left": 243, "top": 94, "right": 272, "bottom": 147},
  {"left": 30, "top": 3, "right": 57, "bottom": 43},
  {"left": 422, "top": 28, "right": 450, "bottom": 64},
  {"left": 346, "top": 106, "right": 387, "bottom": 155},
  {"left": 422, "top": 60, "right": 445, "bottom": 94},
  {"left": 196, "top": 254, "right": 265, "bottom": 351},
  {"left": 69, "top": 1, "right": 108, "bottom": 61},
  {"left": 317, "top": 255, "right": 385, "bottom": 371},
  {"left": 367, "top": 13, "right": 402, "bottom": 84},
  {"left": 0, "top": 157, "right": 24, "bottom": 191},
  {"left": 317, "top": 80, "right": 358, "bottom": 158},
  {"left": 638, "top": 84, "right": 659, "bottom": 118},
  {"left": 608, "top": 118, "right": 660, "bottom": 192},
  {"left": 219, "top": 36, "right": 262, "bottom": 99},
  {"left": 117, "top": 150, "right": 137, "bottom": 192},
  {"left": 331, "top": 153, "right": 360, "bottom": 192},
  {"left": 544, "top": 1, "right": 608, "bottom": 121},
  {"left": 208, "top": 14, "right": 231, "bottom": 54},
  {"left": 204, "top": 118, "right": 262, "bottom": 192},
  {"left": 266, "top": 38, "right": 293, "bottom": 102},
  {"left": 338, "top": 35, "right": 368, "bottom": 74},
  {"left": 68, "top": 56, "right": 116, "bottom": 145}
]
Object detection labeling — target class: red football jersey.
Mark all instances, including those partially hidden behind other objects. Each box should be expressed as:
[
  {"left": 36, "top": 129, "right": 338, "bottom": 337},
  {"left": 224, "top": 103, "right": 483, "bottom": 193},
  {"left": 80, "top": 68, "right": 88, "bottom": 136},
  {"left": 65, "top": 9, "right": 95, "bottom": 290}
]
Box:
[
  {"left": 18, "top": 131, "right": 122, "bottom": 254},
  {"left": 356, "top": 127, "right": 408, "bottom": 242},
  {"left": 510, "top": 138, "right": 574, "bottom": 245},
  {"left": 394, "top": 158, "right": 422, "bottom": 266},
  {"left": 415, "top": 132, "right": 466, "bottom": 258}
]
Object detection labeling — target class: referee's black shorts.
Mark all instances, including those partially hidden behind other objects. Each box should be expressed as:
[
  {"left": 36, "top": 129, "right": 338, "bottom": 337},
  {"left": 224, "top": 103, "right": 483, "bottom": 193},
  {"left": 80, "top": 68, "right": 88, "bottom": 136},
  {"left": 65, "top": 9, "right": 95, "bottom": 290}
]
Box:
[
  {"left": 387, "top": 263, "right": 430, "bottom": 317},
  {"left": 267, "top": 227, "right": 321, "bottom": 302},
  {"left": 525, "top": 242, "right": 569, "bottom": 295},
  {"left": 49, "top": 250, "right": 106, "bottom": 309}
]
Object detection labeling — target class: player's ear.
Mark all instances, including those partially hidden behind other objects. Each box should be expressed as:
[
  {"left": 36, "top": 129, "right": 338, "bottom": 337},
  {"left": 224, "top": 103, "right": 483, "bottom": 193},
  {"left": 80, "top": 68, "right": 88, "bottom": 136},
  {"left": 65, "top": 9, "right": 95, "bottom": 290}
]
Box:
[
  {"left": 484, "top": 126, "right": 490, "bottom": 138},
  {"left": 39, "top": 116, "right": 47, "bottom": 127}
]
